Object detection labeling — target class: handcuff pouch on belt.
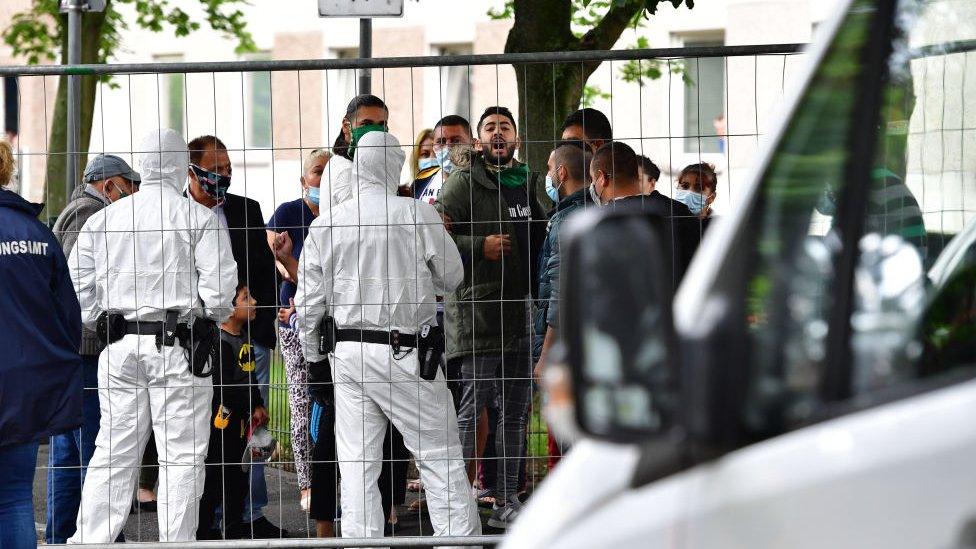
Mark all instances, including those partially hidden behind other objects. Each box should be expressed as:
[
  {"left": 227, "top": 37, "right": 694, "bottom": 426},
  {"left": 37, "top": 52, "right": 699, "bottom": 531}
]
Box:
[
  {"left": 176, "top": 316, "right": 219, "bottom": 378},
  {"left": 95, "top": 312, "right": 128, "bottom": 346},
  {"left": 318, "top": 316, "right": 337, "bottom": 355},
  {"left": 416, "top": 324, "right": 445, "bottom": 381}
]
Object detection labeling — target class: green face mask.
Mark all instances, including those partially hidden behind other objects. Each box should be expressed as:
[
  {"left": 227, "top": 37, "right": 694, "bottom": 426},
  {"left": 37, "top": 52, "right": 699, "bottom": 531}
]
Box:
[{"left": 348, "top": 123, "right": 387, "bottom": 158}]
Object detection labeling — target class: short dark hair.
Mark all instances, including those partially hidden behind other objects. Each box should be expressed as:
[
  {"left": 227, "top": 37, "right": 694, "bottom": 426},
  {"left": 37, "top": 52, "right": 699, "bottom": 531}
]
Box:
[
  {"left": 591, "top": 141, "right": 639, "bottom": 185},
  {"left": 477, "top": 106, "right": 517, "bottom": 133},
  {"left": 435, "top": 114, "right": 473, "bottom": 136},
  {"left": 552, "top": 142, "right": 593, "bottom": 185},
  {"left": 333, "top": 94, "right": 389, "bottom": 160},
  {"left": 560, "top": 108, "right": 613, "bottom": 142},
  {"left": 638, "top": 155, "right": 660, "bottom": 182},
  {"left": 232, "top": 281, "right": 248, "bottom": 307},
  {"left": 187, "top": 135, "right": 227, "bottom": 166}
]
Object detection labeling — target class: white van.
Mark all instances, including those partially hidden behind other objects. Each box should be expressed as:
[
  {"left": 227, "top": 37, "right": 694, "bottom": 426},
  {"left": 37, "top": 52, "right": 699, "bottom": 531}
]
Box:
[{"left": 504, "top": 0, "right": 976, "bottom": 547}]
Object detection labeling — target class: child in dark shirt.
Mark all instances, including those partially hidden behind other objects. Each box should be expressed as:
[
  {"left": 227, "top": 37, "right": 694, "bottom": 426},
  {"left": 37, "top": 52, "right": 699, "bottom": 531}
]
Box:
[{"left": 197, "top": 284, "right": 269, "bottom": 540}]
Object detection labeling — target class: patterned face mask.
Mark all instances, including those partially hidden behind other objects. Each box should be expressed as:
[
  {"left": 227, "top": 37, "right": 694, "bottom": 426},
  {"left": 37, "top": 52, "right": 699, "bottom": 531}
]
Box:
[{"left": 190, "top": 164, "right": 231, "bottom": 205}]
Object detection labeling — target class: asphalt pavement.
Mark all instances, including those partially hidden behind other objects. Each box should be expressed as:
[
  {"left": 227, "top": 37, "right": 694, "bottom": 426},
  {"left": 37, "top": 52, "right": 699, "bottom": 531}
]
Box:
[{"left": 32, "top": 442, "right": 499, "bottom": 545}]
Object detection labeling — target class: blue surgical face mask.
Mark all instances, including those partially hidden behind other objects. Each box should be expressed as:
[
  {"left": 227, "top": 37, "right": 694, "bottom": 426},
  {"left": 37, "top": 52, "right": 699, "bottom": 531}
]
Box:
[
  {"left": 306, "top": 186, "right": 321, "bottom": 206},
  {"left": 434, "top": 147, "right": 454, "bottom": 175},
  {"left": 418, "top": 157, "right": 439, "bottom": 171},
  {"left": 674, "top": 189, "right": 706, "bottom": 214},
  {"left": 545, "top": 172, "right": 562, "bottom": 203}
]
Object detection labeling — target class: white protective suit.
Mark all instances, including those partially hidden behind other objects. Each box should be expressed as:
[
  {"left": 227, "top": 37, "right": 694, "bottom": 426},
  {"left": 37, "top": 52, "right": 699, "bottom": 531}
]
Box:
[
  {"left": 67, "top": 128, "right": 237, "bottom": 543},
  {"left": 296, "top": 131, "right": 480, "bottom": 545}
]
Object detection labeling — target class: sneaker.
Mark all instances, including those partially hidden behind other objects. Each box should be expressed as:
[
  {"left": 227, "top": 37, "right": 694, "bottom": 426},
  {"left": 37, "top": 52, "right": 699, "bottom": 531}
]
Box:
[
  {"left": 243, "top": 516, "right": 288, "bottom": 539},
  {"left": 487, "top": 494, "right": 522, "bottom": 529}
]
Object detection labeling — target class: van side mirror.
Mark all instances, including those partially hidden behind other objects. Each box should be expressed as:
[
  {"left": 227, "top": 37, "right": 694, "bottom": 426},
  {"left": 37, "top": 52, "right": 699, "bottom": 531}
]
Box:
[{"left": 560, "top": 206, "right": 678, "bottom": 443}]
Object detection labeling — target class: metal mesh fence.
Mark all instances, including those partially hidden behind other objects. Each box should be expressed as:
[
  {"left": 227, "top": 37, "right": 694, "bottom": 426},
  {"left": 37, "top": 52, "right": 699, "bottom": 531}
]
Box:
[{"left": 0, "top": 44, "right": 804, "bottom": 546}]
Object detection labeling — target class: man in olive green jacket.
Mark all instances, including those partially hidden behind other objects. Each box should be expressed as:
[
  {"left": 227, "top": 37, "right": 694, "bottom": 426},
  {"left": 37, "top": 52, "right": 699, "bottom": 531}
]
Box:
[{"left": 435, "top": 106, "right": 549, "bottom": 529}]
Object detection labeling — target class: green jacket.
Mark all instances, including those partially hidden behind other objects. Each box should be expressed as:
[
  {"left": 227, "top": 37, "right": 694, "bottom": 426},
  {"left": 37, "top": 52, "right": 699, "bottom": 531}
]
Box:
[{"left": 436, "top": 155, "right": 551, "bottom": 359}]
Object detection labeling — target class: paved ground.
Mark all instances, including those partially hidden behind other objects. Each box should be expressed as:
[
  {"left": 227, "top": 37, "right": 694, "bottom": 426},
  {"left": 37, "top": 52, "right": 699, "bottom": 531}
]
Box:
[{"left": 32, "top": 442, "right": 503, "bottom": 545}]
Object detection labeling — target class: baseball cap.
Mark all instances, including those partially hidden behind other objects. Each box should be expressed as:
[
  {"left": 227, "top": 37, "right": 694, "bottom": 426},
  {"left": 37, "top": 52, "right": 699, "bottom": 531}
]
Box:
[{"left": 83, "top": 154, "right": 141, "bottom": 184}]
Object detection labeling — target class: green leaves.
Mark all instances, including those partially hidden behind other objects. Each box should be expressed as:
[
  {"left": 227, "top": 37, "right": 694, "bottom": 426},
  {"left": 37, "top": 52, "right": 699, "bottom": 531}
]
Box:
[
  {"left": 3, "top": 0, "right": 61, "bottom": 64},
  {"left": 619, "top": 37, "right": 689, "bottom": 86},
  {"left": 2, "top": 0, "right": 257, "bottom": 67}
]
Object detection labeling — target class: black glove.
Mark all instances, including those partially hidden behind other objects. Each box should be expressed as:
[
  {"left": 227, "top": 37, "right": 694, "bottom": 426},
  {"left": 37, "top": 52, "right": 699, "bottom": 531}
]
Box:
[{"left": 307, "top": 359, "right": 334, "bottom": 408}]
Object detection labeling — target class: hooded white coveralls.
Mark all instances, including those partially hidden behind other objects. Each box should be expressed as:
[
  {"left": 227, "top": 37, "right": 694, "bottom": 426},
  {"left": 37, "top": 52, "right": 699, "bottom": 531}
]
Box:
[
  {"left": 296, "top": 131, "right": 481, "bottom": 545},
  {"left": 67, "top": 129, "right": 237, "bottom": 542}
]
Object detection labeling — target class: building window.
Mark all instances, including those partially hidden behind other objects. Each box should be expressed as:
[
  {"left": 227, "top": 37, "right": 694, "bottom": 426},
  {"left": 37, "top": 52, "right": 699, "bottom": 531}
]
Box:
[
  {"left": 431, "top": 44, "right": 473, "bottom": 122},
  {"left": 683, "top": 39, "right": 725, "bottom": 154},
  {"left": 3, "top": 77, "right": 18, "bottom": 139},
  {"left": 246, "top": 52, "right": 272, "bottom": 148},
  {"left": 155, "top": 55, "right": 185, "bottom": 136},
  {"left": 327, "top": 48, "right": 360, "bottom": 134}
]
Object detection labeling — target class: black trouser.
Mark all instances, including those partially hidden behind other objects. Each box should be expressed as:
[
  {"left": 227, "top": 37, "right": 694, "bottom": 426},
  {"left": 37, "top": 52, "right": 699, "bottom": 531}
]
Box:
[
  {"left": 197, "top": 395, "right": 249, "bottom": 539},
  {"left": 309, "top": 404, "right": 408, "bottom": 522}
]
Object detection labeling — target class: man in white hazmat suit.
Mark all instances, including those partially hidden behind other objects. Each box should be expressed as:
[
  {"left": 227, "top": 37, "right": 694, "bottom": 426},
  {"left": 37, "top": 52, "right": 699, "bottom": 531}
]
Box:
[
  {"left": 67, "top": 128, "right": 237, "bottom": 542},
  {"left": 296, "top": 131, "right": 481, "bottom": 544}
]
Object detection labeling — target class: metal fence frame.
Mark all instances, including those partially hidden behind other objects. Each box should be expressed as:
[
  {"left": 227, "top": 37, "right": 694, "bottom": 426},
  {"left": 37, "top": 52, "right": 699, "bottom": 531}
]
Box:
[{"left": 7, "top": 43, "right": 805, "bottom": 548}]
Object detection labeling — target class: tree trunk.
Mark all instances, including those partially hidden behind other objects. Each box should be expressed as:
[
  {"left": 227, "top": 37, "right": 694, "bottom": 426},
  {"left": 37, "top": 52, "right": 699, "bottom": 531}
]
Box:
[
  {"left": 505, "top": 0, "right": 640, "bottom": 174},
  {"left": 44, "top": 8, "right": 107, "bottom": 218},
  {"left": 510, "top": 62, "right": 587, "bottom": 174}
]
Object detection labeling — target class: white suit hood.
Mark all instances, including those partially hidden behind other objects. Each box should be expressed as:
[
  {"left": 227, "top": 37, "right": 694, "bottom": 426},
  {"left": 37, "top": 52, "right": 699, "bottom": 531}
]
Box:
[
  {"left": 136, "top": 128, "right": 190, "bottom": 193},
  {"left": 352, "top": 131, "right": 405, "bottom": 196}
]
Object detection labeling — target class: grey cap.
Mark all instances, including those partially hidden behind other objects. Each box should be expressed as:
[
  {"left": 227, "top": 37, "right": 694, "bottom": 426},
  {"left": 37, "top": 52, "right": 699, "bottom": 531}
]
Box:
[{"left": 83, "top": 154, "right": 141, "bottom": 184}]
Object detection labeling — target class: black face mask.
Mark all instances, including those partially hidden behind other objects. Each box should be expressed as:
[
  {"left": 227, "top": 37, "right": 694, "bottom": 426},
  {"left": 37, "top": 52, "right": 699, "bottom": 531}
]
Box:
[{"left": 190, "top": 164, "right": 231, "bottom": 205}]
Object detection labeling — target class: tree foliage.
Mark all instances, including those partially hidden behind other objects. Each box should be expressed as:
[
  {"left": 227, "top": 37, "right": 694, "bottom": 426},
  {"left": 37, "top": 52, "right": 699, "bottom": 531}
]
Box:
[
  {"left": 3, "top": 0, "right": 256, "bottom": 65},
  {"left": 2, "top": 0, "right": 255, "bottom": 216}
]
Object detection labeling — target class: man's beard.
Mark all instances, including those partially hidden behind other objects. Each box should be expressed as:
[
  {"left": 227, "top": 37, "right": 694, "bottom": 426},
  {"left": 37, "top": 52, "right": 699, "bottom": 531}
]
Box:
[{"left": 485, "top": 135, "right": 517, "bottom": 166}]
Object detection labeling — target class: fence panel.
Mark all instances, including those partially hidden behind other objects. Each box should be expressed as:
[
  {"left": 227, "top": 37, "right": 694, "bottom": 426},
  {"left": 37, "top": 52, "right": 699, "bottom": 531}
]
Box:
[{"left": 0, "top": 44, "right": 803, "bottom": 547}]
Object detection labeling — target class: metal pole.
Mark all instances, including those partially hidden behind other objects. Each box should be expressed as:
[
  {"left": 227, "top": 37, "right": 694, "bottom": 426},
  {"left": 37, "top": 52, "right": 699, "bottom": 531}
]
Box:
[
  {"left": 66, "top": 0, "right": 82, "bottom": 201},
  {"left": 359, "top": 17, "right": 372, "bottom": 94}
]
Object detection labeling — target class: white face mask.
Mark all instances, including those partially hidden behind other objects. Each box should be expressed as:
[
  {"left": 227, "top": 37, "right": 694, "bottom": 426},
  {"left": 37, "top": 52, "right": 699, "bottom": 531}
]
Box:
[{"left": 589, "top": 182, "right": 605, "bottom": 206}]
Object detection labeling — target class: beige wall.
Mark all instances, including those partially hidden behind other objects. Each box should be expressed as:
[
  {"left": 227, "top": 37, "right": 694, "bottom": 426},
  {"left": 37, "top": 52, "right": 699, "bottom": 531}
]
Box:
[
  {"left": 472, "top": 20, "right": 519, "bottom": 133},
  {"left": 271, "top": 32, "right": 324, "bottom": 160},
  {"left": 1, "top": 0, "right": 57, "bottom": 201},
  {"left": 372, "top": 26, "right": 426, "bottom": 147}
]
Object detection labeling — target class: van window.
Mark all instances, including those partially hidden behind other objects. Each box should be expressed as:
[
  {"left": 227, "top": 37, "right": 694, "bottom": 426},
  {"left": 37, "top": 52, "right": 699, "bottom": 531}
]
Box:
[
  {"left": 849, "top": 0, "right": 976, "bottom": 393},
  {"left": 739, "top": 0, "right": 976, "bottom": 436},
  {"left": 735, "top": 0, "right": 877, "bottom": 436}
]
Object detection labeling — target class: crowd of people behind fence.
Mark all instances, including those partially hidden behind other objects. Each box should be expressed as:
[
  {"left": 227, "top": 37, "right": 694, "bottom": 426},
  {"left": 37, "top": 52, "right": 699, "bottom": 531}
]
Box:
[{"left": 0, "top": 94, "right": 719, "bottom": 547}]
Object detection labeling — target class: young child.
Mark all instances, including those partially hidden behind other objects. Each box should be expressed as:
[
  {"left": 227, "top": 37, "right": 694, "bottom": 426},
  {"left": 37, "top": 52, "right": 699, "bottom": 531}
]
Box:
[{"left": 197, "top": 283, "right": 269, "bottom": 540}]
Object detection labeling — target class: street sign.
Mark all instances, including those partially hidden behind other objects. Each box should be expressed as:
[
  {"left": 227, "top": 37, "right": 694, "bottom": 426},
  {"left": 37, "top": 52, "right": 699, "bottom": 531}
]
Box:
[
  {"left": 59, "top": 0, "right": 106, "bottom": 12},
  {"left": 318, "top": 0, "right": 404, "bottom": 17}
]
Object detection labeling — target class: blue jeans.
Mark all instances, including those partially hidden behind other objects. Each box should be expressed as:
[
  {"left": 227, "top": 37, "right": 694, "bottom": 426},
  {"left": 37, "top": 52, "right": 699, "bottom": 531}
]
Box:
[
  {"left": 45, "top": 354, "right": 101, "bottom": 544},
  {"left": 0, "top": 441, "right": 40, "bottom": 549},
  {"left": 243, "top": 342, "right": 271, "bottom": 523}
]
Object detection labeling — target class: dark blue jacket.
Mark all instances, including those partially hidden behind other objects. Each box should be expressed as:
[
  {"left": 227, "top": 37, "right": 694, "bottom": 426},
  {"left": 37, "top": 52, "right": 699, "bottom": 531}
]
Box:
[
  {"left": 532, "top": 187, "right": 592, "bottom": 363},
  {"left": 0, "top": 189, "right": 82, "bottom": 448}
]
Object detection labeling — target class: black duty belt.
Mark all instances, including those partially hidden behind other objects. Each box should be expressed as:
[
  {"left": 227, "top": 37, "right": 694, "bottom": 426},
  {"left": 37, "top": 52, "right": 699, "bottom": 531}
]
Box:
[
  {"left": 336, "top": 329, "right": 417, "bottom": 349},
  {"left": 125, "top": 321, "right": 167, "bottom": 336}
]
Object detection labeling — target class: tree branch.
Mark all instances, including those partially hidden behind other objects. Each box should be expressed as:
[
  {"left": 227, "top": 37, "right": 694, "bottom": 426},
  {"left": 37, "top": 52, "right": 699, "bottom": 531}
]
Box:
[{"left": 577, "top": 1, "right": 643, "bottom": 52}]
